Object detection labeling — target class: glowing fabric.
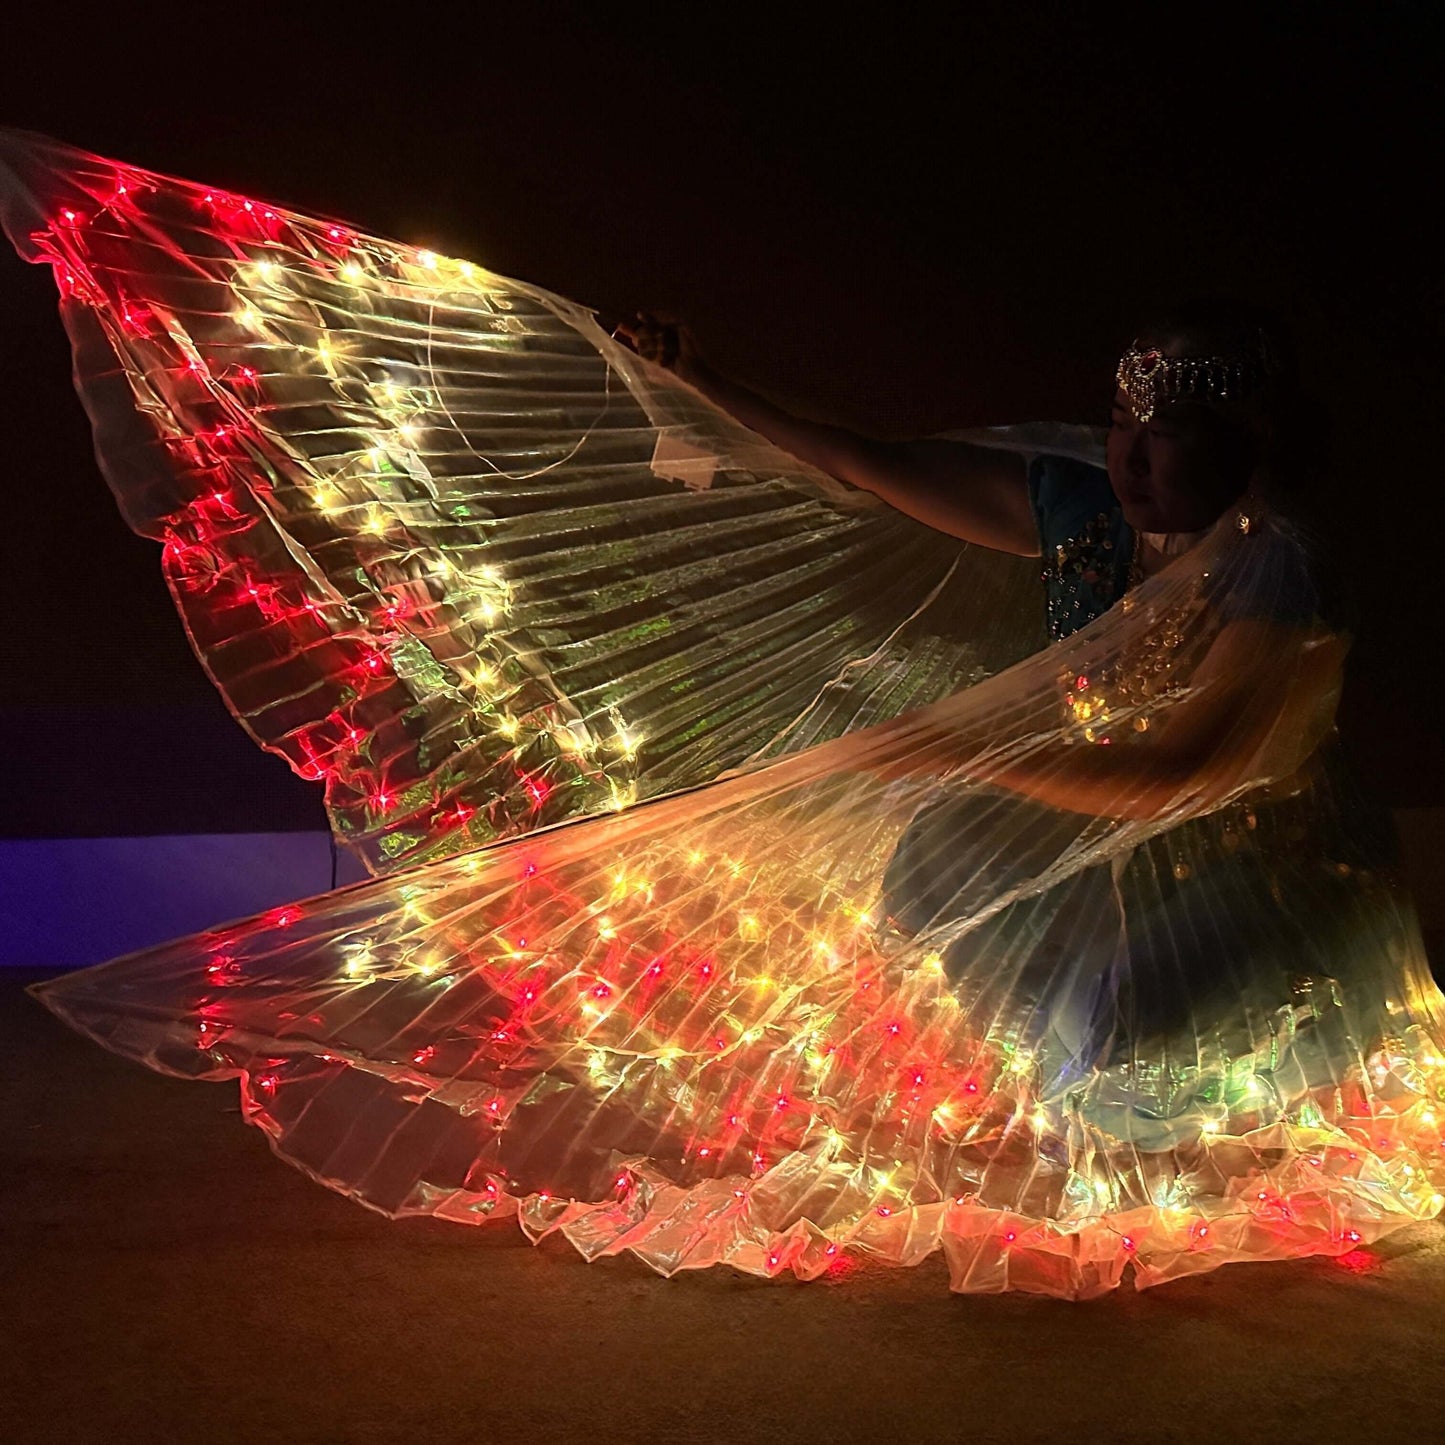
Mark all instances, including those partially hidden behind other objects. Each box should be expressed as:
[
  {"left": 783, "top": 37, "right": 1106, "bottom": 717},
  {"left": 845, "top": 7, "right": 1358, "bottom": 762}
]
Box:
[{"left": 5, "top": 130, "right": 1443, "bottom": 1299}]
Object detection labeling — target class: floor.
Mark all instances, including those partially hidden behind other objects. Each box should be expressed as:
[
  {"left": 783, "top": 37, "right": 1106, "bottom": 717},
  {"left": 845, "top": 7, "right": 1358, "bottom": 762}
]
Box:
[{"left": 5, "top": 963, "right": 1444, "bottom": 1445}]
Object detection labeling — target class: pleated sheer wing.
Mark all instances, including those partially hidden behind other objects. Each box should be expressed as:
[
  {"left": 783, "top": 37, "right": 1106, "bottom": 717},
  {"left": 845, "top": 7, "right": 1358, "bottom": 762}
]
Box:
[{"left": 0, "top": 129, "right": 1041, "bottom": 875}]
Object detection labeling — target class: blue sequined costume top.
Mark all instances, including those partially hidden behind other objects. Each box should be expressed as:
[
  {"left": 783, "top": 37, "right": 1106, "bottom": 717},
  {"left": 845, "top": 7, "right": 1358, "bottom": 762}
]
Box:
[{"left": 1027, "top": 454, "right": 1137, "bottom": 641}]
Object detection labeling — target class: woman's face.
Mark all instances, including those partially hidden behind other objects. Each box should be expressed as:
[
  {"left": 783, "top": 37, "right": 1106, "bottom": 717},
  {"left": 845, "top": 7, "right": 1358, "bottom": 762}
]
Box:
[{"left": 1106, "top": 387, "right": 1256, "bottom": 533}]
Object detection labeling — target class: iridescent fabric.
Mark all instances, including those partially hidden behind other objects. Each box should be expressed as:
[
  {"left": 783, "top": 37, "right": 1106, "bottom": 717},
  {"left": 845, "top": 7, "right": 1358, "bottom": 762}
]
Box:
[{"left": 6, "top": 130, "right": 1443, "bottom": 1299}]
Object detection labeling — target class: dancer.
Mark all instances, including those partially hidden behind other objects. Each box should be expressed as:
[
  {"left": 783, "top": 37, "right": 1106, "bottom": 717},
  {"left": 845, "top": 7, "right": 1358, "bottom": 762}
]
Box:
[{"left": 5, "top": 130, "right": 1441, "bottom": 1298}]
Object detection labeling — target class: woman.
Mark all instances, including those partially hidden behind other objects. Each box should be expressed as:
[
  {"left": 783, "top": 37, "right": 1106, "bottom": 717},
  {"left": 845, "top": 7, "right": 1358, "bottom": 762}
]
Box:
[{"left": 620, "top": 302, "right": 1402, "bottom": 1095}]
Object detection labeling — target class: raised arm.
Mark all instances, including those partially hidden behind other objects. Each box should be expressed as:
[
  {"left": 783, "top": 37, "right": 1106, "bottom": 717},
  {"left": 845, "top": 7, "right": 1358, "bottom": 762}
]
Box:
[{"left": 617, "top": 315, "right": 1041, "bottom": 557}]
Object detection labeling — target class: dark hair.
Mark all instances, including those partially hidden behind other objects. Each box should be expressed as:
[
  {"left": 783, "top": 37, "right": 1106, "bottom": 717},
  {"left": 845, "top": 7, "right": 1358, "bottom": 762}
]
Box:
[{"left": 1128, "top": 296, "right": 1321, "bottom": 488}]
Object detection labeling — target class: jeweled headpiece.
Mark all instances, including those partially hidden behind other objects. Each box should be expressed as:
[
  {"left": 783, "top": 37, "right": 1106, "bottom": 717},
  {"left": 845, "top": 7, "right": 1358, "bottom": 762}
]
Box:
[{"left": 1116, "top": 332, "right": 1280, "bottom": 423}]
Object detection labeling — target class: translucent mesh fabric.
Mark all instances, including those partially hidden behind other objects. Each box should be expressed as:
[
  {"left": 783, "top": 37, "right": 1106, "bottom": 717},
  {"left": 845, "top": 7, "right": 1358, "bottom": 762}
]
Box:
[{"left": 7, "top": 130, "right": 1444, "bottom": 1299}]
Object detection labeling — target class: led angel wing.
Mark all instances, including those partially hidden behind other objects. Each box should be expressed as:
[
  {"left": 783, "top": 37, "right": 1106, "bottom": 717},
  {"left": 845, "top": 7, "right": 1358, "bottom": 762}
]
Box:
[
  {"left": 11, "top": 131, "right": 1445, "bottom": 1299},
  {"left": 0, "top": 129, "right": 1042, "bottom": 875}
]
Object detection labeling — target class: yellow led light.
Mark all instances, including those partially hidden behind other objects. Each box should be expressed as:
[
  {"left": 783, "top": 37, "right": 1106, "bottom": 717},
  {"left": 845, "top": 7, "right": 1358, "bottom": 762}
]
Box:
[
  {"left": 1202, "top": 1120, "right": 1221, "bottom": 1134},
  {"left": 236, "top": 306, "right": 261, "bottom": 329},
  {"left": 597, "top": 919, "right": 616, "bottom": 940},
  {"left": 397, "top": 421, "right": 418, "bottom": 443},
  {"left": 341, "top": 262, "right": 365, "bottom": 283},
  {"left": 496, "top": 714, "right": 520, "bottom": 740},
  {"left": 417, "top": 250, "right": 439, "bottom": 270},
  {"left": 554, "top": 726, "right": 589, "bottom": 755}
]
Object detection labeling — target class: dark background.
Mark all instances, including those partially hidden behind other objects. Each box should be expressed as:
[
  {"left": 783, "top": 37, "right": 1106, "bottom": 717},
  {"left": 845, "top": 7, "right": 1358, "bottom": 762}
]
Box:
[{"left": 2, "top": 3, "right": 1440, "bottom": 837}]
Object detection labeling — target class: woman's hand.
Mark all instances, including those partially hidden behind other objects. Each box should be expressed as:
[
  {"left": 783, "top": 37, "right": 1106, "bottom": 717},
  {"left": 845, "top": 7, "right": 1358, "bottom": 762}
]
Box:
[{"left": 613, "top": 311, "right": 703, "bottom": 382}]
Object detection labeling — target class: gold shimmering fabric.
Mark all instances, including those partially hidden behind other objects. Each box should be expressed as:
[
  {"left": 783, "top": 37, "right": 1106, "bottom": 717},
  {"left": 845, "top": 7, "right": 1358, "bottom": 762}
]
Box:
[{"left": 6, "top": 130, "right": 1443, "bottom": 1299}]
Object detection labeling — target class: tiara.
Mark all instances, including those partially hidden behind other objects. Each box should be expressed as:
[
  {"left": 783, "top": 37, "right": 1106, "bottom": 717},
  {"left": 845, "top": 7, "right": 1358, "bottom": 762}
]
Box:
[{"left": 1116, "top": 332, "right": 1280, "bottom": 423}]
